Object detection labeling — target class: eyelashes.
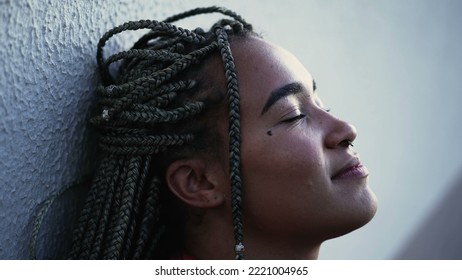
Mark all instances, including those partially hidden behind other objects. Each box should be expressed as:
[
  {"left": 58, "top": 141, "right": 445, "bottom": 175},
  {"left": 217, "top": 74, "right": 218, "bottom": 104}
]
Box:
[
  {"left": 282, "top": 108, "right": 330, "bottom": 123},
  {"left": 282, "top": 114, "right": 306, "bottom": 123}
]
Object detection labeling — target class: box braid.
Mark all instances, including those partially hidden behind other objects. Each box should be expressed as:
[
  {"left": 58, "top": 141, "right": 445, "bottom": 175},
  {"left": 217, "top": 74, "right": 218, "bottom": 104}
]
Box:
[{"left": 69, "top": 6, "right": 255, "bottom": 259}]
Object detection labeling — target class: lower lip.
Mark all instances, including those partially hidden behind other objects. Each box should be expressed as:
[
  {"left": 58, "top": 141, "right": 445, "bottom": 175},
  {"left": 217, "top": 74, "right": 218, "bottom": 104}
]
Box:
[{"left": 332, "top": 165, "right": 369, "bottom": 180}]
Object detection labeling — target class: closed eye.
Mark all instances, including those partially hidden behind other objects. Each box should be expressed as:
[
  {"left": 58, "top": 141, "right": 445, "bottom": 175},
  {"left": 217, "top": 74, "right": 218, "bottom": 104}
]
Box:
[{"left": 282, "top": 114, "right": 306, "bottom": 123}]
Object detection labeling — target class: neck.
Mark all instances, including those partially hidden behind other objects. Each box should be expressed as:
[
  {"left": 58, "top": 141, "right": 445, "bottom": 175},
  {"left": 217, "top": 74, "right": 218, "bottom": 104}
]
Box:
[
  {"left": 184, "top": 208, "right": 236, "bottom": 259},
  {"left": 184, "top": 210, "right": 322, "bottom": 259},
  {"left": 243, "top": 232, "right": 321, "bottom": 259}
]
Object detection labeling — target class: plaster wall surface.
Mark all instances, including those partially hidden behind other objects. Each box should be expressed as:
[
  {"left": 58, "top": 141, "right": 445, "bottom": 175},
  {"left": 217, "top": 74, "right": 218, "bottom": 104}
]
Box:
[{"left": 0, "top": 0, "right": 186, "bottom": 259}]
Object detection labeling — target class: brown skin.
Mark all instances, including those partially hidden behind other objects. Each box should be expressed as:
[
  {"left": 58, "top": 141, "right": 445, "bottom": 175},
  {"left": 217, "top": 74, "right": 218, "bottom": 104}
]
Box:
[{"left": 166, "top": 37, "right": 378, "bottom": 259}]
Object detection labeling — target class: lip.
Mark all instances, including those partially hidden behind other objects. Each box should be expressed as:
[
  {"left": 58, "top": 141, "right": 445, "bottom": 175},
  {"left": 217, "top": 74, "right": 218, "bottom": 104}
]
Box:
[{"left": 331, "top": 157, "right": 369, "bottom": 180}]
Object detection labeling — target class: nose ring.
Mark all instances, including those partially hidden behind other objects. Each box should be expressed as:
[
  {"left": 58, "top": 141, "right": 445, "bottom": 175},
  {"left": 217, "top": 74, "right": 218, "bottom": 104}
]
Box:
[{"left": 346, "top": 140, "right": 354, "bottom": 147}]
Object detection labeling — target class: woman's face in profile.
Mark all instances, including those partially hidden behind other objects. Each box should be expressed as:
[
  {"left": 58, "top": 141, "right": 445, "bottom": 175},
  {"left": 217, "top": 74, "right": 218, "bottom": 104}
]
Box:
[{"left": 229, "top": 37, "right": 377, "bottom": 250}]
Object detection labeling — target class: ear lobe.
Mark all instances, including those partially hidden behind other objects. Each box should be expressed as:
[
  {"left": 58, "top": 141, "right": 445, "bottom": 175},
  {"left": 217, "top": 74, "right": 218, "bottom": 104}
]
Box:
[{"left": 166, "top": 159, "right": 226, "bottom": 208}]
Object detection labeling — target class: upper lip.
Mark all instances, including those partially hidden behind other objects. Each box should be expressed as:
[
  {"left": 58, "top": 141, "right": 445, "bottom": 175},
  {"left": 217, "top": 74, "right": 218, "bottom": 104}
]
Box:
[{"left": 331, "top": 157, "right": 362, "bottom": 179}]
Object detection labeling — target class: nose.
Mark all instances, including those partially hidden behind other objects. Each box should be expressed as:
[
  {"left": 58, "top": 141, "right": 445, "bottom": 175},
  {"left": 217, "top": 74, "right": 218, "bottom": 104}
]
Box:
[{"left": 324, "top": 115, "right": 357, "bottom": 149}]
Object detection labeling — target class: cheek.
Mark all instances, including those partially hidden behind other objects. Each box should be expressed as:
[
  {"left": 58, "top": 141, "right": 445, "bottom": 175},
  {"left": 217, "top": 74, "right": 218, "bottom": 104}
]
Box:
[
  {"left": 241, "top": 128, "right": 325, "bottom": 188},
  {"left": 239, "top": 130, "right": 328, "bottom": 228}
]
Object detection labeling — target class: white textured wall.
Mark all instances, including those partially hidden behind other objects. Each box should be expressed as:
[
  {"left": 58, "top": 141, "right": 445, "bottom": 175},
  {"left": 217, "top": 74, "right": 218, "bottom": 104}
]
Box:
[{"left": 0, "top": 0, "right": 189, "bottom": 259}]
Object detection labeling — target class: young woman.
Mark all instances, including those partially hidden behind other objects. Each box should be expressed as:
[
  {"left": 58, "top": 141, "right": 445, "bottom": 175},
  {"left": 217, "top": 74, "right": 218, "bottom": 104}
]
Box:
[{"left": 69, "top": 6, "right": 377, "bottom": 260}]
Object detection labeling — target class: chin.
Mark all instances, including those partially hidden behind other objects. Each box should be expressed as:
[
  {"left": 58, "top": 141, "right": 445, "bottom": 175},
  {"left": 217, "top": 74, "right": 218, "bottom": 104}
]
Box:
[
  {"left": 350, "top": 190, "right": 378, "bottom": 233},
  {"left": 327, "top": 188, "right": 379, "bottom": 241},
  {"left": 360, "top": 186, "right": 378, "bottom": 223}
]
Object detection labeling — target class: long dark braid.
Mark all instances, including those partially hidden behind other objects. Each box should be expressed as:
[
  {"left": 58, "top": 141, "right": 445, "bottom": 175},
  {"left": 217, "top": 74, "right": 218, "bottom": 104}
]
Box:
[{"left": 69, "top": 6, "right": 254, "bottom": 259}]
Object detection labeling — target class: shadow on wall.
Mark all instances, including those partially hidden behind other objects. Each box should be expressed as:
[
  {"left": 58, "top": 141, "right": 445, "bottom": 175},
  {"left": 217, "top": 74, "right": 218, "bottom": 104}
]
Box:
[
  {"left": 24, "top": 99, "right": 99, "bottom": 259},
  {"left": 396, "top": 170, "right": 462, "bottom": 259},
  {"left": 28, "top": 174, "right": 91, "bottom": 259}
]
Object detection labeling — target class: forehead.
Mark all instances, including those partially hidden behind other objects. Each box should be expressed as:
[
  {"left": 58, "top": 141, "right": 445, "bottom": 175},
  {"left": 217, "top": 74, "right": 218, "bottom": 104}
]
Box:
[{"left": 230, "top": 37, "right": 313, "bottom": 113}]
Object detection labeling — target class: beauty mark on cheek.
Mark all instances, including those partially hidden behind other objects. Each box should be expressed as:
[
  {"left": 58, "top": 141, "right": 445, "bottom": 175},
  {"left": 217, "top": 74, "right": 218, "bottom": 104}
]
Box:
[{"left": 266, "top": 130, "right": 273, "bottom": 136}]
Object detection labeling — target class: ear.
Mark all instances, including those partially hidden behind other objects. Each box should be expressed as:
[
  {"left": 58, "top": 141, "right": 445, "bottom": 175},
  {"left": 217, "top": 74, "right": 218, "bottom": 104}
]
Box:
[{"left": 166, "top": 158, "right": 227, "bottom": 208}]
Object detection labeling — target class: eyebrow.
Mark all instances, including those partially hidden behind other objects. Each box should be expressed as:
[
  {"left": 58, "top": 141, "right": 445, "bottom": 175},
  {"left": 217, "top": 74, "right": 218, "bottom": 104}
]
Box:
[{"left": 260, "top": 82, "right": 307, "bottom": 115}]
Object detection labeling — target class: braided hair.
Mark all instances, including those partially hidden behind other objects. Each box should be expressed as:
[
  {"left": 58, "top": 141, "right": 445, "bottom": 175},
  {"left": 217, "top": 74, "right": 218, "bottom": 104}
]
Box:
[{"left": 69, "top": 6, "right": 255, "bottom": 259}]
